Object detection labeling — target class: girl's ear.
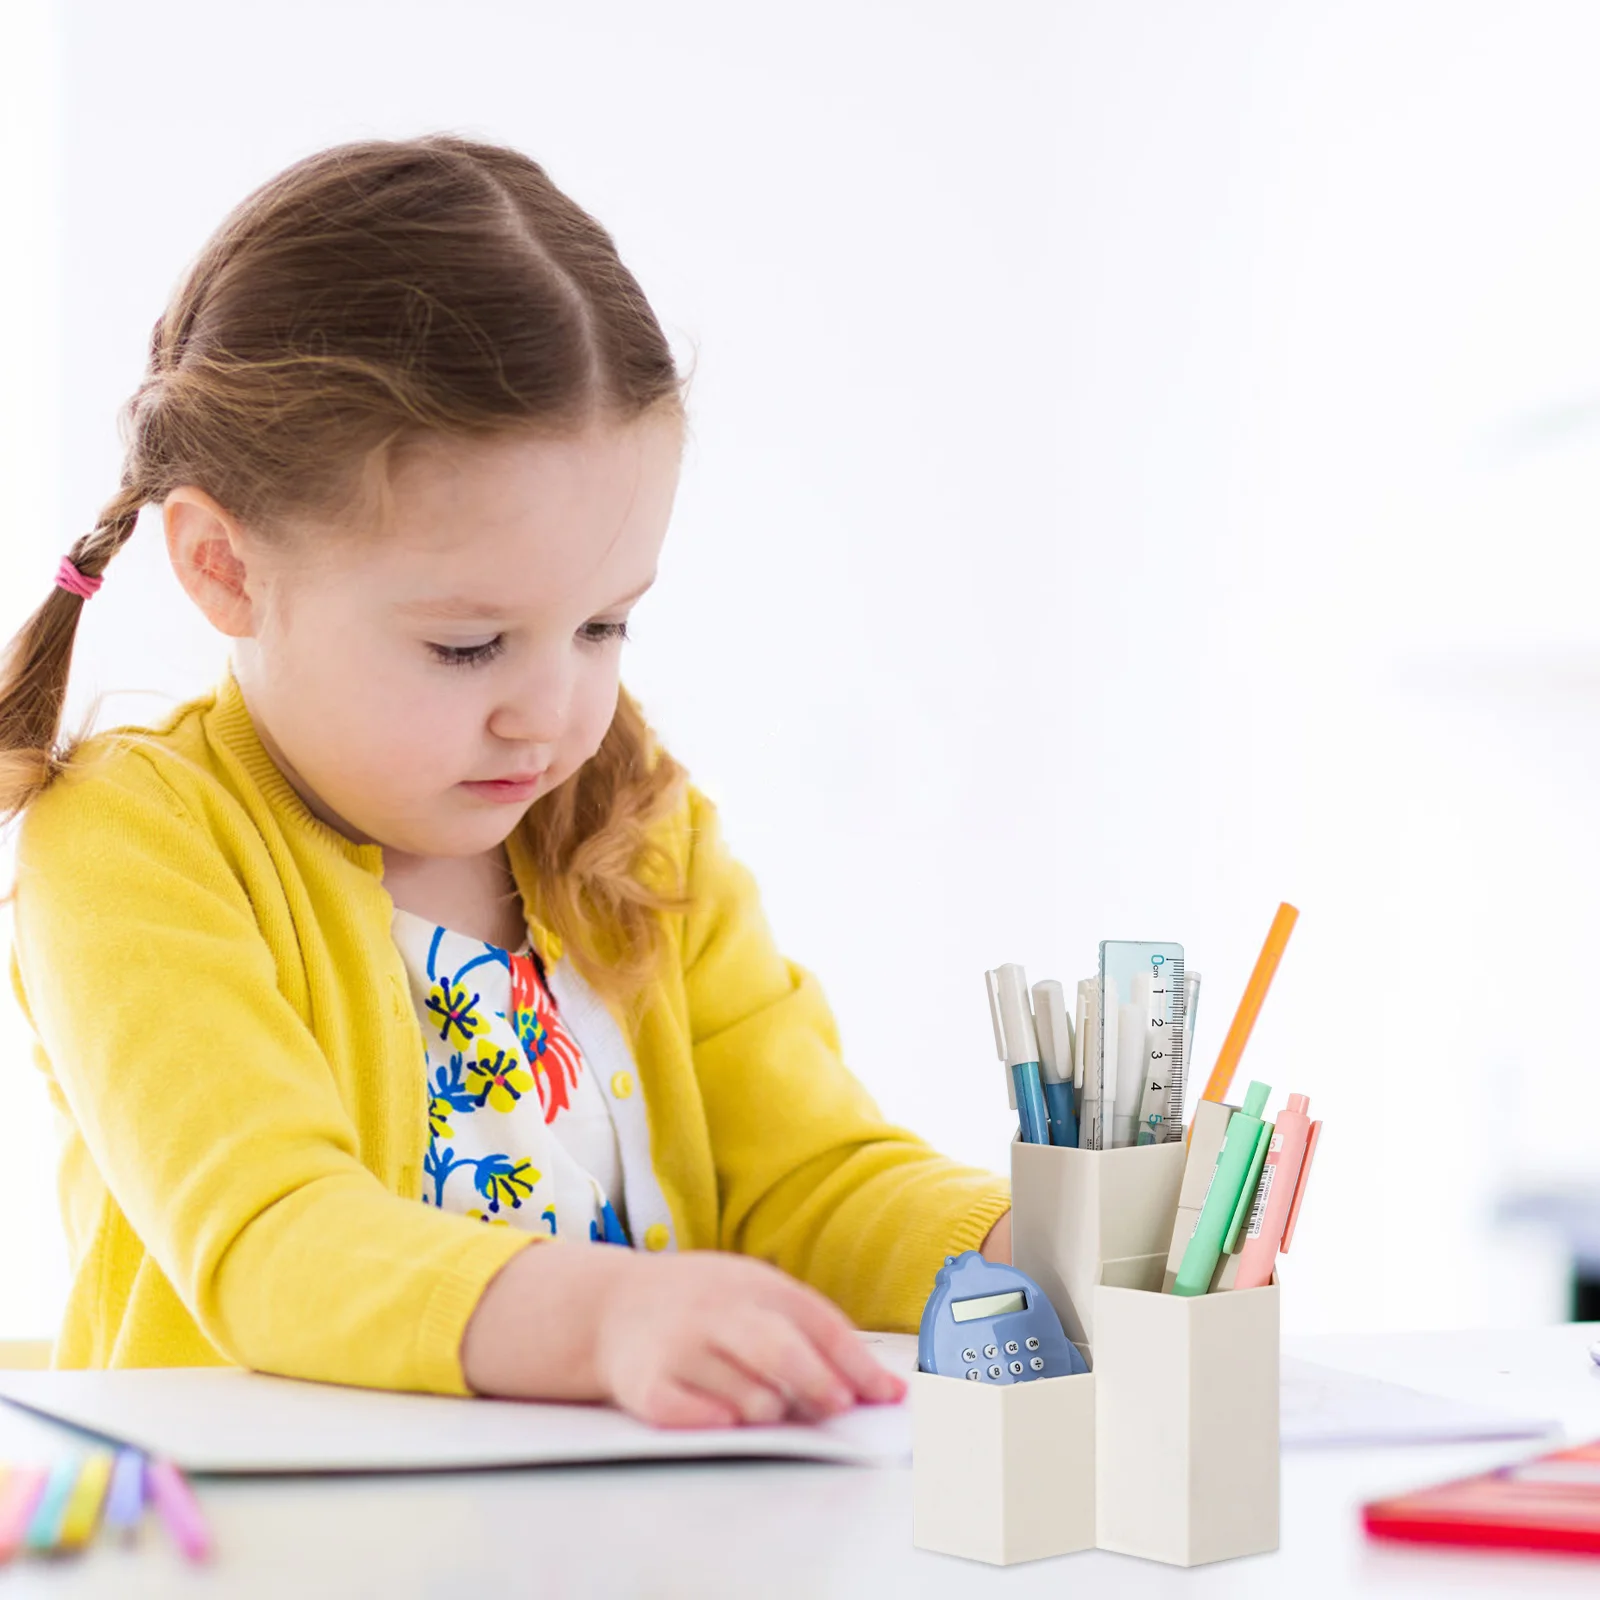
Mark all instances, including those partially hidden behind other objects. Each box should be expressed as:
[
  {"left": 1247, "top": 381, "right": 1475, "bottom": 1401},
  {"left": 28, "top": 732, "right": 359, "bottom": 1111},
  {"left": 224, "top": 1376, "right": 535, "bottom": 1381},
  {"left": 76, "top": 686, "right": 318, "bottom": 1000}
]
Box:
[{"left": 162, "top": 486, "right": 260, "bottom": 638}]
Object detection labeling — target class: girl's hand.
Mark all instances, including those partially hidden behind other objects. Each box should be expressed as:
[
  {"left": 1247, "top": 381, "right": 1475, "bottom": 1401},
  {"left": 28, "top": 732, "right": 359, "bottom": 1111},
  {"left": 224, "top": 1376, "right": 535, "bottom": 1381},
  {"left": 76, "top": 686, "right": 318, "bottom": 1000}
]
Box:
[
  {"left": 461, "top": 1241, "right": 907, "bottom": 1429},
  {"left": 594, "top": 1248, "right": 906, "bottom": 1429}
]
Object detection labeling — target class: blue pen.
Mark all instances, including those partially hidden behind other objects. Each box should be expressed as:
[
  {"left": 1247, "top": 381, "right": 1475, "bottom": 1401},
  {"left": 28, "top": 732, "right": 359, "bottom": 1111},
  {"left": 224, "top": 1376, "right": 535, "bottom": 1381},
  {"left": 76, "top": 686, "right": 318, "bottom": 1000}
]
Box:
[
  {"left": 985, "top": 964, "right": 1050, "bottom": 1144},
  {"left": 24, "top": 1454, "right": 82, "bottom": 1553},
  {"left": 103, "top": 1449, "right": 147, "bottom": 1541},
  {"left": 1030, "top": 979, "right": 1080, "bottom": 1147}
]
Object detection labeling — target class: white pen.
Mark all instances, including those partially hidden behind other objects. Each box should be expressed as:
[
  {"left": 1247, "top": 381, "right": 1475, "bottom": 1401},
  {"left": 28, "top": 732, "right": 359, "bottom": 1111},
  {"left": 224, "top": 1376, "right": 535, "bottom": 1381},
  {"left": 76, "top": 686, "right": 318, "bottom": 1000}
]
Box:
[
  {"left": 1075, "top": 977, "right": 1100, "bottom": 1148},
  {"left": 985, "top": 964, "right": 1050, "bottom": 1145},
  {"left": 1100, "top": 975, "right": 1120, "bottom": 1151}
]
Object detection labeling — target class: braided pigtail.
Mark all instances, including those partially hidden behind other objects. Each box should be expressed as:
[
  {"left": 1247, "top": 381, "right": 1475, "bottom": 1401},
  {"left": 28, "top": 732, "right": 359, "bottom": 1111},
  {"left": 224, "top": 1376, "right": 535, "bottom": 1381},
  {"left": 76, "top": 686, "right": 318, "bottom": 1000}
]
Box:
[{"left": 0, "top": 482, "right": 147, "bottom": 826}]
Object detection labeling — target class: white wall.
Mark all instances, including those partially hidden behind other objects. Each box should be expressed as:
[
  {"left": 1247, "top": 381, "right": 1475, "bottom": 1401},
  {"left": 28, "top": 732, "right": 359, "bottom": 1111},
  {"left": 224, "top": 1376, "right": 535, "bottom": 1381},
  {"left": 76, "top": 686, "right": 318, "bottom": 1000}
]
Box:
[{"left": 5, "top": 0, "right": 1597, "bottom": 1338}]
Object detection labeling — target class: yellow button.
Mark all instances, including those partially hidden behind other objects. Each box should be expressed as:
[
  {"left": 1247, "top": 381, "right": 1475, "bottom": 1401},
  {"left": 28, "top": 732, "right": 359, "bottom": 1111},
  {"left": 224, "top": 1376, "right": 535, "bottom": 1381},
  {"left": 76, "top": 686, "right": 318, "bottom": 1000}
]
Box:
[
  {"left": 644, "top": 1223, "right": 670, "bottom": 1252},
  {"left": 609, "top": 1071, "right": 634, "bottom": 1100}
]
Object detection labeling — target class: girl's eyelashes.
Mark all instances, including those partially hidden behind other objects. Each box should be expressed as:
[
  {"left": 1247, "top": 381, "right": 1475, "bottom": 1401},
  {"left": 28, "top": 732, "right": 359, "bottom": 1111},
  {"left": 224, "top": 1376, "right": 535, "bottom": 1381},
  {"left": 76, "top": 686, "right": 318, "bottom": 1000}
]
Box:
[
  {"left": 427, "top": 635, "right": 507, "bottom": 669},
  {"left": 425, "top": 620, "right": 628, "bottom": 667}
]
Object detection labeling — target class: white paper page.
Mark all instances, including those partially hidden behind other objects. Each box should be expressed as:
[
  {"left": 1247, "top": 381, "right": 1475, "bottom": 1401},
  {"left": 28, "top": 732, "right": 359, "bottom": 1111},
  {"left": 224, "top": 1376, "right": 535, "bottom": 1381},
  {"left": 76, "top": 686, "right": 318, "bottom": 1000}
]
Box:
[
  {"left": 0, "top": 1350, "right": 915, "bottom": 1476},
  {"left": 1280, "top": 1356, "right": 1558, "bottom": 1448}
]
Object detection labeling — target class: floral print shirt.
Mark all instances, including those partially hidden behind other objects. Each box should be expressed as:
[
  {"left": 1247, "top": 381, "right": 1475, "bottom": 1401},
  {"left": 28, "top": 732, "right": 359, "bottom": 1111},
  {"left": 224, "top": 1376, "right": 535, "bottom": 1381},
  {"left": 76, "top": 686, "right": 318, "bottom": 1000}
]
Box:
[{"left": 391, "top": 908, "right": 628, "bottom": 1245}]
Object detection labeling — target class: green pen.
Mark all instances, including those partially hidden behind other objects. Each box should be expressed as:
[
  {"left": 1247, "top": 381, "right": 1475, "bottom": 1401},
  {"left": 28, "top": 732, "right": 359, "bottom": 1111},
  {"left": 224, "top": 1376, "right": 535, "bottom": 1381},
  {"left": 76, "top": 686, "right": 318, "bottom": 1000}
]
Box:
[
  {"left": 1172, "top": 1081, "right": 1272, "bottom": 1297},
  {"left": 1223, "top": 1115, "right": 1274, "bottom": 1256}
]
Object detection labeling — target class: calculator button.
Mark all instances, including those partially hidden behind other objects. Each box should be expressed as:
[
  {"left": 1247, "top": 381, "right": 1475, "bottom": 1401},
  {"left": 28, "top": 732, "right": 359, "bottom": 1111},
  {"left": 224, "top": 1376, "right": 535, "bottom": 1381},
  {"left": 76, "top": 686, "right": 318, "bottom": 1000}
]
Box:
[
  {"left": 988, "top": 1364, "right": 1003, "bottom": 1379},
  {"left": 1025, "top": 1337, "right": 1040, "bottom": 1351},
  {"left": 1009, "top": 1360, "right": 1024, "bottom": 1375},
  {"left": 983, "top": 1344, "right": 998, "bottom": 1359},
  {"left": 961, "top": 1348, "right": 978, "bottom": 1363},
  {"left": 1004, "top": 1341, "right": 1019, "bottom": 1355},
  {"left": 1030, "top": 1357, "right": 1044, "bottom": 1371},
  {"left": 966, "top": 1368, "right": 981, "bottom": 1380}
]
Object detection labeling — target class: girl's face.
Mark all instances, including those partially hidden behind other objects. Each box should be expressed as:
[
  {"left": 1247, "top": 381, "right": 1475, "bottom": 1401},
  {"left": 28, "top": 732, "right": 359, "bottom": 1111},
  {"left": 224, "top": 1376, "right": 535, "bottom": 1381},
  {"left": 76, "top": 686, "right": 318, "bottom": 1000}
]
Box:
[{"left": 215, "top": 414, "right": 681, "bottom": 861}]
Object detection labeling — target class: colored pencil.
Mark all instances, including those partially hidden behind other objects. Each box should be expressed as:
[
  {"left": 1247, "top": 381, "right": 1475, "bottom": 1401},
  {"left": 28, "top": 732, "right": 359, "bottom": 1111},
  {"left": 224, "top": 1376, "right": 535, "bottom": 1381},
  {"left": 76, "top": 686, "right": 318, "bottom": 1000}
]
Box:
[
  {"left": 0, "top": 1467, "right": 50, "bottom": 1563},
  {"left": 102, "top": 1449, "right": 146, "bottom": 1541},
  {"left": 1198, "top": 902, "right": 1299, "bottom": 1109},
  {"left": 148, "top": 1457, "right": 212, "bottom": 1562},
  {"left": 56, "top": 1449, "right": 114, "bottom": 1550},
  {"left": 23, "top": 1455, "right": 81, "bottom": 1553}
]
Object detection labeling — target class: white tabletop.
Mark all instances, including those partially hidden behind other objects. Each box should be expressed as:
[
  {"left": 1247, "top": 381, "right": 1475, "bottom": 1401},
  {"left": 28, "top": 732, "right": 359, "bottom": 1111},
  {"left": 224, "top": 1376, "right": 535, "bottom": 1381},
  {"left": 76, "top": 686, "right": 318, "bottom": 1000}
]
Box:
[{"left": 5, "top": 1323, "right": 1600, "bottom": 1597}]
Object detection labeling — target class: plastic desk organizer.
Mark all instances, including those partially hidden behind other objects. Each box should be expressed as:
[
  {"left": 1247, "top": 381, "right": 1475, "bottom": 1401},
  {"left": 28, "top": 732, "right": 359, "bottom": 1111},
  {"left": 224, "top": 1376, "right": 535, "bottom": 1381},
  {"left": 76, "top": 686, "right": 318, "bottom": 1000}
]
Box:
[{"left": 912, "top": 1126, "right": 1280, "bottom": 1567}]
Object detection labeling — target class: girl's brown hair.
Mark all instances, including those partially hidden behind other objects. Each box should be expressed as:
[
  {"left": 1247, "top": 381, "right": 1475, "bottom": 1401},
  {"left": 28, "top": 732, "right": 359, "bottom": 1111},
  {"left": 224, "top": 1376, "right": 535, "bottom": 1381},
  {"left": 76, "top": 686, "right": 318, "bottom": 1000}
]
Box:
[{"left": 0, "top": 135, "right": 689, "bottom": 1003}]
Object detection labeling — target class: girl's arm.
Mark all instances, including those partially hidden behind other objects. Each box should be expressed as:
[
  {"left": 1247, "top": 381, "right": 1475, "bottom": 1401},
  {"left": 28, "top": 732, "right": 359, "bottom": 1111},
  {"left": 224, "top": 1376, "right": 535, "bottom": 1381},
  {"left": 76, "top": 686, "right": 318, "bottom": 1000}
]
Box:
[
  {"left": 679, "top": 789, "right": 1012, "bottom": 1333},
  {"left": 12, "top": 752, "right": 530, "bottom": 1394}
]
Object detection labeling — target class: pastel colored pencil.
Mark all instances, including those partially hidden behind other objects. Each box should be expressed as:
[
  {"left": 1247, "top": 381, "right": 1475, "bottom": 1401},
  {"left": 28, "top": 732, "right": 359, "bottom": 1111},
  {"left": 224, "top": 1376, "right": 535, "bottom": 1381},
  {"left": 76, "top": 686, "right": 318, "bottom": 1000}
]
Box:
[
  {"left": 102, "top": 1449, "right": 146, "bottom": 1541},
  {"left": 0, "top": 1467, "right": 50, "bottom": 1563},
  {"left": 1198, "top": 902, "right": 1298, "bottom": 1108},
  {"left": 57, "top": 1449, "right": 115, "bottom": 1550},
  {"left": 148, "top": 1458, "right": 212, "bottom": 1562},
  {"left": 23, "top": 1455, "right": 81, "bottom": 1553}
]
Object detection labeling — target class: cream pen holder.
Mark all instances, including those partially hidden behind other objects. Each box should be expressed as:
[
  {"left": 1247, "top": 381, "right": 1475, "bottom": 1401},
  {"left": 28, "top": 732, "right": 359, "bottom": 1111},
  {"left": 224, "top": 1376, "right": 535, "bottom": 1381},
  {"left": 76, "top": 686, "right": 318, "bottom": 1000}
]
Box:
[{"left": 912, "top": 1137, "right": 1280, "bottom": 1568}]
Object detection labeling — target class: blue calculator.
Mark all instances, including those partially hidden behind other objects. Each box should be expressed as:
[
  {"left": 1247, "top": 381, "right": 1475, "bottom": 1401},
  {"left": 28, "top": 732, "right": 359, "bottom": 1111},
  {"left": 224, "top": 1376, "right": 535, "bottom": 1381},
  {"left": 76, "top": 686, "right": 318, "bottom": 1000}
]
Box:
[{"left": 917, "top": 1251, "right": 1087, "bottom": 1382}]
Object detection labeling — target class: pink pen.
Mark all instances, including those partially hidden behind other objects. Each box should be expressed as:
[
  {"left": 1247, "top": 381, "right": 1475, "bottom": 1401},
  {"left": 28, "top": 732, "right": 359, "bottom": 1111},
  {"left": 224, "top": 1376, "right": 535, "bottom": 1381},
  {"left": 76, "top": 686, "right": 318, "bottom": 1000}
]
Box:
[
  {"left": 1233, "top": 1093, "right": 1322, "bottom": 1291},
  {"left": 148, "top": 1458, "right": 212, "bottom": 1563}
]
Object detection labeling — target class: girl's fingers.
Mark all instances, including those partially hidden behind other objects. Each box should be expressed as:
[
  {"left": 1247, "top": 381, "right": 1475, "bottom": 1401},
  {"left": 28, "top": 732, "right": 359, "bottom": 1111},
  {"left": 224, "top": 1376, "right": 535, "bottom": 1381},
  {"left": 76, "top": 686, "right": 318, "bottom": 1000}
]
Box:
[
  {"left": 671, "top": 1345, "right": 790, "bottom": 1427},
  {"left": 627, "top": 1375, "right": 742, "bottom": 1431},
  {"left": 781, "top": 1289, "right": 907, "bottom": 1405},
  {"left": 712, "top": 1308, "right": 857, "bottom": 1420}
]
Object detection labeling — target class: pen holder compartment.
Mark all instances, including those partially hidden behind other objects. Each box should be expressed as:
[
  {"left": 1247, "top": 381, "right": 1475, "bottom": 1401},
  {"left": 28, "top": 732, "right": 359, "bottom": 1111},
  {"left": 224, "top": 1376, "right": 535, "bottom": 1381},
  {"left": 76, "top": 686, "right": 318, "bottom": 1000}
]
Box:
[
  {"left": 1010, "top": 1137, "right": 1186, "bottom": 1346},
  {"left": 911, "top": 1368, "right": 1096, "bottom": 1565},
  {"left": 1092, "top": 1273, "right": 1279, "bottom": 1566}
]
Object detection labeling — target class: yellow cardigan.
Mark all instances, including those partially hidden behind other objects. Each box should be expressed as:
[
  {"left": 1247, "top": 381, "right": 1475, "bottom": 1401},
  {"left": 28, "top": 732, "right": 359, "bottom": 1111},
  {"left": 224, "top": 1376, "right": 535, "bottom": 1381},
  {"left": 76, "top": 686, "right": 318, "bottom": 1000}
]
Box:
[{"left": 9, "top": 672, "right": 1009, "bottom": 1394}]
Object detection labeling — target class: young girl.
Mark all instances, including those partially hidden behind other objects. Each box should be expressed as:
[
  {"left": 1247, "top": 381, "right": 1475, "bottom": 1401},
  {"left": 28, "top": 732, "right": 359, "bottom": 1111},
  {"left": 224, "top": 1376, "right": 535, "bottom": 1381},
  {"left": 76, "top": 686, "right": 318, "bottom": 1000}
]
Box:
[{"left": 0, "top": 136, "right": 1011, "bottom": 1429}]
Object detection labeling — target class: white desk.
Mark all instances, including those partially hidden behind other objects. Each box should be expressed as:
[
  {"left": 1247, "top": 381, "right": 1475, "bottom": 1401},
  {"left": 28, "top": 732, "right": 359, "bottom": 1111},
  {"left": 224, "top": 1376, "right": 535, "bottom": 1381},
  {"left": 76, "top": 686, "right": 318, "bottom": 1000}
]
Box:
[{"left": 5, "top": 1324, "right": 1600, "bottom": 1598}]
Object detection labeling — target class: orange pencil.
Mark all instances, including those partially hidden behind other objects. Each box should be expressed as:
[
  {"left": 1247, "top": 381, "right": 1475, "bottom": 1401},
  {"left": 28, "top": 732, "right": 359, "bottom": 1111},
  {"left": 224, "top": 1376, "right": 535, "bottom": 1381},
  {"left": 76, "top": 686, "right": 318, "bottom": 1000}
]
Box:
[{"left": 1197, "top": 902, "right": 1299, "bottom": 1111}]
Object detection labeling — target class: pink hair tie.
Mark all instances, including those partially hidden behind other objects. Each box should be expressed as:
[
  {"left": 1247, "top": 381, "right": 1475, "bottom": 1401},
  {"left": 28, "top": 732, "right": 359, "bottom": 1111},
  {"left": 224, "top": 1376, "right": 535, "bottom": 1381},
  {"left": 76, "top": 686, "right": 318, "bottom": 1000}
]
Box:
[{"left": 55, "top": 556, "right": 103, "bottom": 600}]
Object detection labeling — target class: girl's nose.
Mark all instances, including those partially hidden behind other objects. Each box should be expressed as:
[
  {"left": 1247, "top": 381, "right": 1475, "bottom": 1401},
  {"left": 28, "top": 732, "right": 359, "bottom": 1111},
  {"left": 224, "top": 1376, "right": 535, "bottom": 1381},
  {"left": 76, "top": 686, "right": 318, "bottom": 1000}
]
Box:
[{"left": 487, "top": 656, "right": 573, "bottom": 747}]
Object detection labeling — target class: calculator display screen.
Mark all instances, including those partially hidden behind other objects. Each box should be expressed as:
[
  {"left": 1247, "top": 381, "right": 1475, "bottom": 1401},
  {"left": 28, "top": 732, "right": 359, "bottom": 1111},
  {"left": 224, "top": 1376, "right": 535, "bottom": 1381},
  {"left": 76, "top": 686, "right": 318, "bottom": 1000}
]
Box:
[{"left": 950, "top": 1289, "right": 1026, "bottom": 1323}]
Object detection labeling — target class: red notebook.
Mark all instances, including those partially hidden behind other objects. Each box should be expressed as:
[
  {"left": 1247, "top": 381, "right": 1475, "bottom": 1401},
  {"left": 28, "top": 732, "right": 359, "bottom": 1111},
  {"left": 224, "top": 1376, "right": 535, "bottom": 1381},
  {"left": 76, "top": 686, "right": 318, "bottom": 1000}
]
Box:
[{"left": 1365, "top": 1440, "right": 1600, "bottom": 1557}]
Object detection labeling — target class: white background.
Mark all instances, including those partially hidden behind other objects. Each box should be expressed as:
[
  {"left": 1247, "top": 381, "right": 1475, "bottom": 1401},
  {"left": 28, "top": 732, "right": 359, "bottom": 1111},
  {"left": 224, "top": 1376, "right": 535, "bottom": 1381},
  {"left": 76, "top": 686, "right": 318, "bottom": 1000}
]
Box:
[{"left": 5, "top": 0, "right": 1599, "bottom": 1339}]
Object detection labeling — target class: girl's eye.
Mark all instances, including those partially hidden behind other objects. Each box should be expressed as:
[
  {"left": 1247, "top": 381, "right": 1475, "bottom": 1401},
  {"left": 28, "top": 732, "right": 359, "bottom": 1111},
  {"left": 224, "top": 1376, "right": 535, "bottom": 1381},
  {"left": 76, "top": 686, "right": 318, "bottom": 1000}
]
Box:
[
  {"left": 427, "top": 636, "right": 506, "bottom": 668},
  {"left": 579, "top": 620, "right": 630, "bottom": 646}
]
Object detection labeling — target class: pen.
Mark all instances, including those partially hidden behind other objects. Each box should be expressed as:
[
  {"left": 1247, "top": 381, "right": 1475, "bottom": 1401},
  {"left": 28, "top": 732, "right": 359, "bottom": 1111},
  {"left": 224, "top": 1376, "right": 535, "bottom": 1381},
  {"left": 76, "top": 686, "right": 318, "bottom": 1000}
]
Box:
[
  {"left": 148, "top": 1458, "right": 212, "bottom": 1563},
  {"left": 1074, "top": 978, "right": 1098, "bottom": 1148},
  {"left": 1099, "top": 976, "right": 1120, "bottom": 1150},
  {"left": 1112, "top": 974, "right": 1147, "bottom": 1148},
  {"left": 1234, "top": 1095, "right": 1322, "bottom": 1290},
  {"left": 1173, "top": 1081, "right": 1272, "bottom": 1296},
  {"left": 986, "top": 965, "right": 1050, "bottom": 1145},
  {"left": 1031, "top": 979, "right": 1080, "bottom": 1148}
]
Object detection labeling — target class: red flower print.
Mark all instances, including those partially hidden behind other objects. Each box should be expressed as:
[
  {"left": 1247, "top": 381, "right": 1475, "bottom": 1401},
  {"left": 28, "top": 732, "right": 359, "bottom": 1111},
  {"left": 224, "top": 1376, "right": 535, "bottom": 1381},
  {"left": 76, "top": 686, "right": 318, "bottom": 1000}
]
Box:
[{"left": 508, "top": 952, "right": 583, "bottom": 1124}]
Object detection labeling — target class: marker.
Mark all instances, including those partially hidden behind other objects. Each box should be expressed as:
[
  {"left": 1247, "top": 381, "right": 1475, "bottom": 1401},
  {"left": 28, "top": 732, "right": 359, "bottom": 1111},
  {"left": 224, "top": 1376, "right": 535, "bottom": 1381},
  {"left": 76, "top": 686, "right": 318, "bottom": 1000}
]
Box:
[
  {"left": 0, "top": 1466, "right": 49, "bottom": 1563},
  {"left": 102, "top": 1449, "right": 146, "bottom": 1542},
  {"left": 57, "top": 1449, "right": 114, "bottom": 1550},
  {"left": 1197, "top": 904, "right": 1297, "bottom": 1114},
  {"left": 148, "top": 1458, "right": 212, "bottom": 1563},
  {"left": 1234, "top": 1095, "right": 1322, "bottom": 1290},
  {"left": 1031, "top": 980, "right": 1080, "bottom": 1148},
  {"left": 986, "top": 965, "right": 1049, "bottom": 1145},
  {"left": 1173, "top": 1081, "right": 1273, "bottom": 1296}
]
